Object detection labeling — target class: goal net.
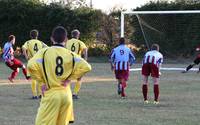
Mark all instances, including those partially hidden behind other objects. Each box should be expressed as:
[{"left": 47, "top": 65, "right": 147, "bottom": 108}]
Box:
[{"left": 121, "top": 10, "right": 200, "bottom": 57}]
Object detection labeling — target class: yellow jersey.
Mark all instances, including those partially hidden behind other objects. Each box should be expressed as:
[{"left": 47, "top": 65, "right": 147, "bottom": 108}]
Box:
[
  {"left": 65, "top": 38, "right": 87, "bottom": 56},
  {"left": 22, "top": 39, "right": 47, "bottom": 59},
  {"left": 27, "top": 44, "right": 91, "bottom": 89}
]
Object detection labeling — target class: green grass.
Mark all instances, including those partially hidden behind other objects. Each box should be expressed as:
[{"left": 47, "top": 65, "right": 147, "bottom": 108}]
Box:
[{"left": 0, "top": 62, "right": 200, "bottom": 125}]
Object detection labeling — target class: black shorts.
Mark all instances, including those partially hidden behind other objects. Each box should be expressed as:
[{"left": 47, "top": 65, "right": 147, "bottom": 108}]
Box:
[{"left": 194, "top": 57, "right": 200, "bottom": 64}]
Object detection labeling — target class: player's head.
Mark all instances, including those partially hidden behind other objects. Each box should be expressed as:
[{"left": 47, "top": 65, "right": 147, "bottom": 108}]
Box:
[
  {"left": 8, "top": 35, "right": 15, "bottom": 45},
  {"left": 151, "top": 44, "right": 159, "bottom": 51},
  {"left": 119, "top": 37, "right": 125, "bottom": 45},
  {"left": 71, "top": 29, "right": 80, "bottom": 39},
  {"left": 51, "top": 26, "right": 68, "bottom": 44},
  {"left": 30, "top": 29, "right": 39, "bottom": 39}
]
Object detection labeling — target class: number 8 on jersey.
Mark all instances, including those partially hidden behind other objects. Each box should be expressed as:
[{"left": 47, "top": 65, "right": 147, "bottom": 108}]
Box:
[{"left": 55, "top": 56, "right": 64, "bottom": 76}]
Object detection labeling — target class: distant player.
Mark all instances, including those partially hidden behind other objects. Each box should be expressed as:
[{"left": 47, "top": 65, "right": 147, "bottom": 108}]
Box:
[
  {"left": 22, "top": 29, "right": 47, "bottom": 99},
  {"left": 65, "top": 29, "right": 88, "bottom": 99},
  {"left": 27, "top": 26, "right": 91, "bottom": 125},
  {"left": 182, "top": 45, "right": 200, "bottom": 73},
  {"left": 110, "top": 38, "right": 135, "bottom": 98},
  {"left": 142, "top": 44, "right": 163, "bottom": 104},
  {"left": 2, "top": 35, "right": 29, "bottom": 82}
]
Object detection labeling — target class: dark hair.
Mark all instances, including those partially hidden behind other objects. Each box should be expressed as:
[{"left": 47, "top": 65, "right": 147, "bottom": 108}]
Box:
[
  {"left": 8, "top": 35, "right": 15, "bottom": 41},
  {"left": 151, "top": 44, "right": 159, "bottom": 50},
  {"left": 71, "top": 29, "right": 80, "bottom": 38},
  {"left": 119, "top": 37, "right": 125, "bottom": 44},
  {"left": 30, "top": 29, "right": 39, "bottom": 39},
  {"left": 52, "top": 26, "right": 67, "bottom": 43}
]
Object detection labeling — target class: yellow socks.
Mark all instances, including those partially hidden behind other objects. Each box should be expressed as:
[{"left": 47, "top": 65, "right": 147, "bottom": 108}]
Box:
[
  {"left": 74, "top": 81, "right": 82, "bottom": 95},
  {"left": 31, "top": 80, "right": 37, "bottom": 96}
]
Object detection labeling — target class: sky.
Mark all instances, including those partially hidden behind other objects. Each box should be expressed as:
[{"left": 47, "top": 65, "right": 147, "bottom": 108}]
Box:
[
  {"left": 45, "top": 0, "right": 159, "bottom": 12},
  {"left": 85, "top": 0, "right": 154, "bottom": 12}
]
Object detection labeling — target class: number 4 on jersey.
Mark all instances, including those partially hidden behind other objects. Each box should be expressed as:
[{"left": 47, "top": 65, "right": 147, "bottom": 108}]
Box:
[{"left": 34, "top": 43, "right": 39, "bottom": 52}]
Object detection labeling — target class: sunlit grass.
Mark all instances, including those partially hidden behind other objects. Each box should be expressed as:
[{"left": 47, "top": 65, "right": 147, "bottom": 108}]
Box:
[{"left": 0, "top": 62, "right": 200, "bottom": 125}]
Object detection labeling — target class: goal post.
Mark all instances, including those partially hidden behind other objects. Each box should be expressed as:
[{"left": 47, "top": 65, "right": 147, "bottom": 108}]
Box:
[
  {"left": 121, "top": 10, "right": 200, "bottom": 71},
  {"left": 120, "top": 10, "right": 200, "bottom": 38}
]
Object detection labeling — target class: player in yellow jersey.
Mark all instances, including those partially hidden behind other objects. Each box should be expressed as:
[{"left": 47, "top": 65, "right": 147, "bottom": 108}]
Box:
[
  {"left": 27, "top": 26, "right": 91, "bottom": 125},
  {"left": 65, "top": 29, "right": 88, "bottom": 99},
  {"left": 22, "top": 29, "right": 47, "bottom": 99}
]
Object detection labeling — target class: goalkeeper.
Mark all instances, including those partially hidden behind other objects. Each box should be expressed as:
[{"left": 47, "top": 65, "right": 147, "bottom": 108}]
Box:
[{"left": 182, "top": 45, "right": 200, "bottom": 73}]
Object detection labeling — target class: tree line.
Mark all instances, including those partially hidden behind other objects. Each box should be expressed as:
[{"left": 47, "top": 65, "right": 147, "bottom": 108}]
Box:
[
  {"left": 1, "top": 0, "right": 200, "bottom": 57},
  {"left": 0, "top": 0, "right": 103, "bottom": 47}
]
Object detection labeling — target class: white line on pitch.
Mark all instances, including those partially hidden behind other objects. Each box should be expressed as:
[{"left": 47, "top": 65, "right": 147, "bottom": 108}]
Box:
[{"left": 130, "top": 68, "right": 199, "bottom": 71}]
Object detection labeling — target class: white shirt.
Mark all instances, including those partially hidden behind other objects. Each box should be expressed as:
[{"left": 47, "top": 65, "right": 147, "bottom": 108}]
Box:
[{"left": 143, "top": 50, "right": 163, "bottom": 67}]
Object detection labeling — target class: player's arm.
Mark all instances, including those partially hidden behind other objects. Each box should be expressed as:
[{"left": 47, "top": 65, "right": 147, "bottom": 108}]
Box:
[
  {"left": 157, "top": 54, "right": 163, "bottom": 75},
  {"left": 68, "top": 52, "right": 92, "bottom": 80},
  {"left": 80, "top": 41, "right": 88, "bottom": 60},
  {"left": 158, "top": 54, "right": 163, "bottom": 66},
  {"left": 109, "top": 49, "right": 115, "bottom": 71},
  {"left": 82, "top": 48, "right": 88, "bottom": 61},
  {"left": 142, "top": 53, "right": 147, "bottom": 65},
  {"left": 22, "top": 43, "right": 29, "bottom": 60},
  {"left": 129, "top": 50, "right": 136, "bottom": 66},
  {"left": 27, "top": 50, "right": 46, "bottom": 84},
  {"left": 28, "top": 57, "right": 46, "bottom": 95}
]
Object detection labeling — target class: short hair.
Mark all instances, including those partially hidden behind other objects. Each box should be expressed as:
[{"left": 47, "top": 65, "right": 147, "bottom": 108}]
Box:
[
  {"left": 151, "top": 44, "right": 159, "bottom": 50},
  {"left": 52, "top": 26, "right": 67, "bottom": 43},
  {"left": 8, "top": 35, "right": 15, "bottom": 41},
  {"left": 71, "top": 29, "right": 80, "bottom": 38},
  {"left": 119, "top": 37, "right": 125, "bottom": 44},
  {"left": 30, "top": 29, "right": 39, "bottom": 39}
]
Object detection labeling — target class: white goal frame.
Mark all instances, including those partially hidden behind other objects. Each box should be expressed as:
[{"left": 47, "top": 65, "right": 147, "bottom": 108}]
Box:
[
  {"left": 120, "top": 10, "right": 200, "bottom": 37},
  {"left": 121, "top": 10, "right": 200, "bottom": 72}
]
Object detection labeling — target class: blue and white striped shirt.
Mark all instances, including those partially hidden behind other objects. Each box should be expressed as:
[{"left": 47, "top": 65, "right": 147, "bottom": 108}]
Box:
[
  {"left": 2, "top": 42, "right": 14, "bottom": 62},
  {"left": 110, "top": 44, "right": 135, "bottom": 70}
]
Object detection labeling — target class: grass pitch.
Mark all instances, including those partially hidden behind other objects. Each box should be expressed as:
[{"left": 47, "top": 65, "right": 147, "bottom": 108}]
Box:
[{"left": 0, "top": 61, "right": 200, "bottom": 125}]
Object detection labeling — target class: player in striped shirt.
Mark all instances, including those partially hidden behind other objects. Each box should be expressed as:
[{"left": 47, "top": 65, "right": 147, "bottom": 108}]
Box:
[
  {"left": 65, "top": 29, "right": 88, "bottom": 99},
  {"left": 142, "top": 44, "right": 163, "bottom": 104},
  {"left": 27, "top": 26, "right": 91, "bottom": 125},
  {"left": 2, "top": 35, "right": 29, "bottom": 82},
  {"left": 110, "top": 38, "right": 135, "bottom": 98},
  {"left": 22, "top": 29, "right": 48, "bottom": 99}
]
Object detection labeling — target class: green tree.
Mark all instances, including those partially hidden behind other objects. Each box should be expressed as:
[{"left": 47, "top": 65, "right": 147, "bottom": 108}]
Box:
[{"left": 0, "top": 0, "right": 102, "bottom": 48}]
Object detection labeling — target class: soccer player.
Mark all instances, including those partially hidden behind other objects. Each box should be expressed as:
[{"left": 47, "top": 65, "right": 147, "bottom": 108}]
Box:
[
  {"left": 110, "top": 38, "right": 135, "bottom": 98},
  {"left": 65, "top": 29, "right": 88, "bottom": 99},
  {"left": 182, "top": 45, "right": 200, "bottom": 73},
  {"left": 141, "top": 44, "right": 163, "bottom": 104},
  {"left": 2, "top": 35, "right": 29, "bottom": 82},
  {"left": 27, "top": 26, "right": 91, "bottom": 125},
  {"left": 22, "top": 29, "right": 47, "bottom": 99}
]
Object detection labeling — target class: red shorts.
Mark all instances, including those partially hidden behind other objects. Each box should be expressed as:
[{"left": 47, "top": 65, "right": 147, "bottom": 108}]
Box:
[
  {"left": 142, "top": 63, "right": 159, "bottom": 78},
  {"left": 5, "top": 58, "right": 23, "bottom": 70},
  {"left": 115, "top": 70, "right": 129, "bottom": 81}
]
